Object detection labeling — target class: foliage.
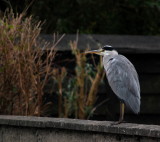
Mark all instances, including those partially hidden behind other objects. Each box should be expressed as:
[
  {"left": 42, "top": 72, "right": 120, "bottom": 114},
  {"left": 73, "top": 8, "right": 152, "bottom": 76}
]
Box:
[
  {"left": 52, "top": 38, "right": 105, "bottom": 119},
  {"left": 2, "top": 0, "right": 160, "bottom": 35},
  {"left": 0, "top": 9, "right": 62, "bottom": 116}
]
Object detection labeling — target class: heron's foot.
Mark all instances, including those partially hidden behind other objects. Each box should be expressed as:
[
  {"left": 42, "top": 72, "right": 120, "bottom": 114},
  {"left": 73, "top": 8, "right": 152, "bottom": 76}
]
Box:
[{"left": 111, "top": 120, "right": 125, "bottom": 125}]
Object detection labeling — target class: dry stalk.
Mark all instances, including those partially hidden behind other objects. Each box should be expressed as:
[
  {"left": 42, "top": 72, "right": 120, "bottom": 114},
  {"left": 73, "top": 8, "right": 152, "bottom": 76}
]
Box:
[
  {"left": 52, "top": 67, "right": 67, "bottom": 117},
  {"left": 86, "top": 57, "right": 105, "bottom": 106},
  {"left": 70, "top": 40, "right": 86, "bottom": 119}
]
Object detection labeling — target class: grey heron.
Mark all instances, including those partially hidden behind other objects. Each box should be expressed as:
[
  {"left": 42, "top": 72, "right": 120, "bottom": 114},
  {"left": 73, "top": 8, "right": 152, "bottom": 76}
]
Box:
[{"left": 85, "top": 45, "right": 140, "bottom": 124}]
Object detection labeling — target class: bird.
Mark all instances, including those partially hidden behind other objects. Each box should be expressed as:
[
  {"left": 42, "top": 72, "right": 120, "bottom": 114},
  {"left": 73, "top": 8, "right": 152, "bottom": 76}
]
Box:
[{"left": 85, "top": 45, "right": 140, "bottom": 124}]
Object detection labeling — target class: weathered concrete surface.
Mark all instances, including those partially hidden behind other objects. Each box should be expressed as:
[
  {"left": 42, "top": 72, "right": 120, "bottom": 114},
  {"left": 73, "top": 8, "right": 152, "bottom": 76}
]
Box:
[
  {"left": 40, "top": 34, "right": 160, "bottom": 53},
  {"left": 0, "top": 115, "right": 160, "bottom": 142}
]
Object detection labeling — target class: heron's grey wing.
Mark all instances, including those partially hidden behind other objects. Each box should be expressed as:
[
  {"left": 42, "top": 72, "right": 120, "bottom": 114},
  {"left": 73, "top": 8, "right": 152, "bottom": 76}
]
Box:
[
  {"left": 103, "top": 55, "right": 140, "bottom": 114},
  {"left": 121, "top": 55, "right": 140, "bottom": 93}
]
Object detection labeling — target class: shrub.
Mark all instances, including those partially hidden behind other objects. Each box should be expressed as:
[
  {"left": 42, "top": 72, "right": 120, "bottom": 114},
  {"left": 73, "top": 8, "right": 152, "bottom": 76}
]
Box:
[{"left": 0, "top": 9, "right": 63, "bottom": 116}]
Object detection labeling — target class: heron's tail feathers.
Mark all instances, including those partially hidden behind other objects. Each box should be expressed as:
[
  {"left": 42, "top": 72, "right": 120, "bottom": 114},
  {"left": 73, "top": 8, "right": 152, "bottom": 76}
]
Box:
[{"left": 125, "top": 94, "right": 140, "bottom": 114}]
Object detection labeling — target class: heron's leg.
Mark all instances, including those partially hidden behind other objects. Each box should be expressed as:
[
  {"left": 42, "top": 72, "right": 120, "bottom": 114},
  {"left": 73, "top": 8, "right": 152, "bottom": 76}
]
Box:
[
  {"left": 111, "top": 102, "right": 125, "bottom": 125},
  {"left": 119, "top": 102, "right": 125, "bottom": 123}
]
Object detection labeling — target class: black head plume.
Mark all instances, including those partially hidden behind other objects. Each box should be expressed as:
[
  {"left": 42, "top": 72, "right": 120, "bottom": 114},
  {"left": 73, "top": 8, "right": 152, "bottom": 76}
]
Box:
[{"left": 102, "top": 45, "right": 114, "bottom": 51}]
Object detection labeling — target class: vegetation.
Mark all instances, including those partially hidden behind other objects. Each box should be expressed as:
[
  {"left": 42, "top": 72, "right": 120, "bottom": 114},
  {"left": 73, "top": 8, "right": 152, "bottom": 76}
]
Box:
[
  {"left": 0, "top": 9, "right": 63, "bottom": 116},
  {"left": 52, "top": 37, "right": 104, "bottom": 119},
  {"left": 1, "top": 0, "right": 160, "bottom": 35},
  {"left": 0, "top": 9, "right": 105, "bottom": 119}
]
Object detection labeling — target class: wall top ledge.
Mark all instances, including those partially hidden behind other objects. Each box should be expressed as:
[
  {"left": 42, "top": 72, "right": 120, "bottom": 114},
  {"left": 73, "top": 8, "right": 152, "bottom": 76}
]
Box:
[
  {"left": 40, "top": 34, "right": 160, "bottom": 54},
  {"left": 0, "top": 115, "right": 160, "bottom": 138}
]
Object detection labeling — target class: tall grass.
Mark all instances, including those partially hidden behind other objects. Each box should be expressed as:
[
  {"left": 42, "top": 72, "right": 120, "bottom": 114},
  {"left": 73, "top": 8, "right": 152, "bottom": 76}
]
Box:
[{"left": 0, "top": 9, "right": 62, "bottom": 116}]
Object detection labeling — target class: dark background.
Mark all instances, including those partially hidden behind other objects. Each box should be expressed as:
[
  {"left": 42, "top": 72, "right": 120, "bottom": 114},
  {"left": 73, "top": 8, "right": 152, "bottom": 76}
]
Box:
[
  {"left": 1, "top": 0, "right": 160, "bottom": 125},
  {"left": 1, "top": 0, "right": 160, "bottom": 35}
]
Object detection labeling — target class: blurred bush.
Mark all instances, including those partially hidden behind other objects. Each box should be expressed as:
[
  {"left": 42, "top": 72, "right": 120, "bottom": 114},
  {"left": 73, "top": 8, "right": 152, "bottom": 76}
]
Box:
[
  {"left": 0, "top": 9, "right": 59, "bottom": 116},
  {"left": 1, "top": 0, "right": 160, "bottom": 35}
]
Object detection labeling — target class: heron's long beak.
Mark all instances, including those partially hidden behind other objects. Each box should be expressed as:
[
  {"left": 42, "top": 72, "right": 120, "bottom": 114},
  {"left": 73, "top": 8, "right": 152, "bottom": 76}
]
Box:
[{"left": 85, "top": 49, "right": 102, "bottom": 55}]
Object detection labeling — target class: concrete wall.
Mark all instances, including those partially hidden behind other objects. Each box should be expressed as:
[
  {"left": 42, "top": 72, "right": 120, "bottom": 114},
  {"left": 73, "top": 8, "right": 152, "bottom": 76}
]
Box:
[{"left": 0, "top": 115, "right": 160, "bottom": 142}]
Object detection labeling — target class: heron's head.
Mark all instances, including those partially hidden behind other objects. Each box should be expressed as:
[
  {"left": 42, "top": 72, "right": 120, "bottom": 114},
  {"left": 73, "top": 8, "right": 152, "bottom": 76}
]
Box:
[{"left": 85, "top": 45, "right": 118, "bottom": 56}]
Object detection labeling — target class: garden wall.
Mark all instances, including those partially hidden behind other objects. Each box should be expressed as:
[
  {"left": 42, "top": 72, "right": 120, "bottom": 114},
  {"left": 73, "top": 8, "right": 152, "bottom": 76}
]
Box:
[{"left": 0, "top": 115, "right": 160, "bottom": 142}]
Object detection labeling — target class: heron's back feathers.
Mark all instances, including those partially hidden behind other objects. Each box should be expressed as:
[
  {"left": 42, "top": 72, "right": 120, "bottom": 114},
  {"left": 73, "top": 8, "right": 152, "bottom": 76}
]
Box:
[{"left": 103, "top": 54, "right": 141, "bottom": 114}]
